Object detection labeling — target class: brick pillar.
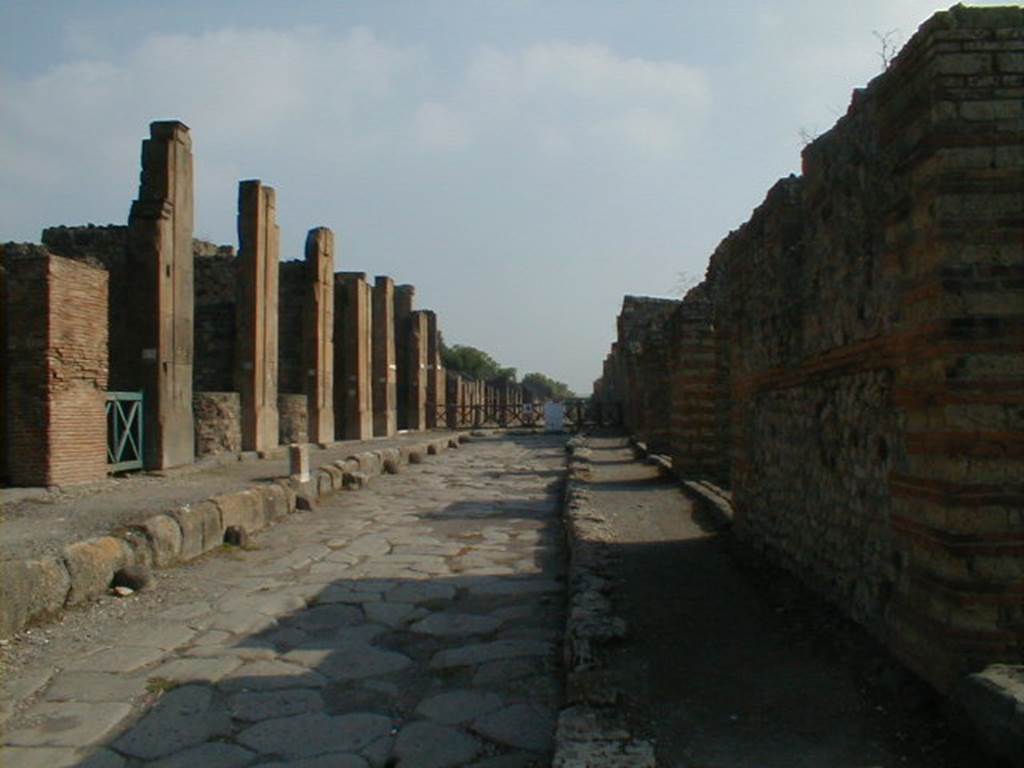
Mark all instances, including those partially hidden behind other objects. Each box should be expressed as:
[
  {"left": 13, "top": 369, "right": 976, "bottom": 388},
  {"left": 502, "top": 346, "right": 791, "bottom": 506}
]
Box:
[
  {"left": 393, "top": 284, "right": 414, "bottom": 430},
  {"left": 304, "top": 228, "right": 334, "bottom": 445},
  {"left": 126, "top": 120, "right": 194, "bottom": 469},
  {"left": 372, "top": 276, "right": 397, "bottom": 437},
  {"left": 407, "top": 310, "right": 428, "bottom": 430},
  {"left": 236, "top": 179, "right": 280, "bottom": 453},
  {"left": 2, "top": 247, "right": 109, "bottom": 486},
  {"left": 335, "top": 273, "right": 374, "bottom": 440},
  {"left": 445, "top": 371, "right": 460, "bottom": 429}
]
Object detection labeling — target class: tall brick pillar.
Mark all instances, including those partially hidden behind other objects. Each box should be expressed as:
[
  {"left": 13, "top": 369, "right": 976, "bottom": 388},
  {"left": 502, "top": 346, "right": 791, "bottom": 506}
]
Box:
[
  {"left": 394, "top": 284, "right": 414, "bottom": 430},
  {"left": 126, "top": 120, "right": 194, "bottom": 469},
  {"left": 236, "top": 180, "right": 280, "bottom": 453},
  {"left": 372, "top": 276, "right": 397, "bottom": 437},
  {"left": 424, "top": 311, "right": 445, "bottom": 428},
  {"left": 2, "top": 247, "right": 110, "bottom": 486},
  {"left": 304, "top": 228, "right": 334, "bottom": 445},
  {"left": 335, "top": 272, "right": 374, "bottom": 440},
  {"left": 406, "top": 310, "right": 429, "bottom": 431}
]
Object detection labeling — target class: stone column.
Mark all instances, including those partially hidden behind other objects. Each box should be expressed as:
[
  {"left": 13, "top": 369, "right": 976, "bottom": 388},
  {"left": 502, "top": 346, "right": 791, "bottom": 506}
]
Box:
[
  {"left": 406, "top": 310, "right": 428, "bottom": 430},
  {"left": 335, "top": 272, "right": 374, "bottom": 440},
  {"left": 236, "top": 179, "right": 280, "bottom": 453},
  {"left": 393, "top": 284, "right": 414, "bottom": 430},
  {"left": 126, "top": 120, "right": 195, "bottom": 469},
  {"left": 372, "top": 276, "right": 397, "bottom": 437},
  {"left": 424, "top": 311, "right": 440, "bottom": 428},
  {"left": 304, "top": 227, "right": 335, "bottom": 445}
]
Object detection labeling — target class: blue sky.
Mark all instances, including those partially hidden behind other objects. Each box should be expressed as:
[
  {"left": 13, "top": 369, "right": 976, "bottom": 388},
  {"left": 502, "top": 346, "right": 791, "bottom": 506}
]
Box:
[{"left": 0, "top": 1, "right": 997, "bottom": 393}]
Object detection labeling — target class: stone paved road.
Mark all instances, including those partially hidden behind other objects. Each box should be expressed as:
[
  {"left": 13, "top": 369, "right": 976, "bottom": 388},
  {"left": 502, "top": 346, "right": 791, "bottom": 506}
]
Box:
[{"left": 1, "top": 434, "right": 567, "bottom": 768}]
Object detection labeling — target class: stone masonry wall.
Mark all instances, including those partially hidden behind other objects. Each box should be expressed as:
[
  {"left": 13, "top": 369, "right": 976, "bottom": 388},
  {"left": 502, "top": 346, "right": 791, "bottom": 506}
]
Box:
[
  {"left": 193, "top": 391, "right": 242, "bottom": 457},
  {"left": 194, "top": 240, "right": 237, "bottom": 392},
  {"left": 278, "top": 260, "right": 306, "bottom": 395}
]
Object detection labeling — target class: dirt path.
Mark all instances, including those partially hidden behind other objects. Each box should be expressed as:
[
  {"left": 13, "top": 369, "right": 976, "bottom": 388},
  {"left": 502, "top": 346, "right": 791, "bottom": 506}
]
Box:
[{"left": 581, "top": 435, "right": 986, "bottom": 768}]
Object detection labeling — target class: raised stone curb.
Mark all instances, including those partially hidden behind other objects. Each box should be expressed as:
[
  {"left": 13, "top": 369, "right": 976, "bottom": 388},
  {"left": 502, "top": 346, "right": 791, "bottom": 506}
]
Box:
[
  {"left": 553, "top": 436, "right": 655, "bottom": 767},
  {"left": 957, "top": 664, "right": 1024, "bottom": 767},
  {"left": 0, "top": 434, "right": 457, "bottom": 640}
]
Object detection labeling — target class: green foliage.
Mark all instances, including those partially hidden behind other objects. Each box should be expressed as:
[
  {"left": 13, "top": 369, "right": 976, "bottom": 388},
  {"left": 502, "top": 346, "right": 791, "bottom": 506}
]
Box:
[
  {"left": 441, "top": 344, "right": 516, "bottom": 382},
  {"left": 521, "top": 372, "right": 575, "bottom": 401}
]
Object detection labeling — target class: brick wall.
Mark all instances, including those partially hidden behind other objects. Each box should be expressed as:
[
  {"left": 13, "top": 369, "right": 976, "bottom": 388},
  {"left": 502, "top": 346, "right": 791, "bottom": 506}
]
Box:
[
  {"left": 278, "top": 260, "right": 306, "bottom": 395},
  {"left": 2, "top": 246, "right": 109, "bottom": 486},
  {"left": 596, "top": 6, "right": 1024, "bottom": 691},
  {"left": 194, "top": 240, "right": 237, "bottom": 392}
]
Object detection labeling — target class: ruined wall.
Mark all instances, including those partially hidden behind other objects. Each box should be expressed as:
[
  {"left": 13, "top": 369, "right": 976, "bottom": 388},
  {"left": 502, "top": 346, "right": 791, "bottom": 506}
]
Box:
[
  {"left": 193, "top": 392, "right": 241, "bottom": 457},
  {"left": 715, "top": 7, "right": 1024, "bottom": 692},
  {"left": 277, "top": 260, "right": 306, "bottom": 395},
  {"left": 278, "top": 393, "right": 309, "bottom": 445},
  {"left": 2, "top": 247, "right": 109, "bottom": 486},
  {"left": 193, "top": 240, "right": 237, "bottom": 392}
]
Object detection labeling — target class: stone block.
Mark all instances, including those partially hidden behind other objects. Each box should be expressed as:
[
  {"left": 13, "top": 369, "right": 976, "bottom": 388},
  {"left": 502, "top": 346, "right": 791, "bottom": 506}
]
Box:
[
  {"left": 272, "top": 479, "right": 298, "bottom": 514},
  {"left": 348, "top": 451, "right": 381, "bottom": 477},
  {"left": 0, "top": 557, "right": 71, "bottom": 637},
  {"left": 63, "top": 537, "right": 132, "bottom": 605},
  {"left": 289, "top": 443, "right": 310, "bottom": 482},
  {"left": 321, "top": 464, "right": 344, "bottom": 490},
  {"left": 343, "top": 471, "right": 370, "bottom": 490},
  {"left": 958, "top": 665, "right": 1024, "bottom": 767},
  {"left": 171, "top": 501, "right": 223, "bottom": 561},
  {"left": 260, "top": 484, "right": 291, "bottom": 521},
  {"left": 131, "top": 515, "right": 184, "bottom": 568},
  {"left": 316, "top": 471, "right": 334, "bottom": 498},
  {"left": 213, "top": 490, "right": 266, "bottom": 536}
]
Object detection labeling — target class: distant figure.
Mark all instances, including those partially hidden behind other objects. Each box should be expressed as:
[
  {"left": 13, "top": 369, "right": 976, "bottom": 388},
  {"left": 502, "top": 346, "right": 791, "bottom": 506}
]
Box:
[{"left": 544, "top": 401, "right": 564, "bottom": 432}]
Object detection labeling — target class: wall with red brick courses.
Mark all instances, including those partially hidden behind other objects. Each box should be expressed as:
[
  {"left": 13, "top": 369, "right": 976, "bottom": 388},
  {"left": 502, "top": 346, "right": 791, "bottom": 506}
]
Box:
[
  {"left": 2, "top": 247, "right": 109, "bottom": 486},
  {"left": 597, "top": 6, "right": 1024, "bottom": 692}
]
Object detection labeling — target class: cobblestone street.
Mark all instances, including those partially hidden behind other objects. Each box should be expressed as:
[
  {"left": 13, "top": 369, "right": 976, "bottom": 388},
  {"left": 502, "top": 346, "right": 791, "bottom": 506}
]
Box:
[{"left": 1, "top": 434, "right": 568, "bottom": 768}]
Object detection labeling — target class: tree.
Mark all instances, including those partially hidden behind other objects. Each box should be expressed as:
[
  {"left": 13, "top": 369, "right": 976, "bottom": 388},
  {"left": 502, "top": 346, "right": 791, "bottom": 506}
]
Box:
[
  {"left": 521, "top": 372, "right": 575, "bottom": 402},
  {"left": 441, "top": 344, "right": 516, "bottom": 382}
]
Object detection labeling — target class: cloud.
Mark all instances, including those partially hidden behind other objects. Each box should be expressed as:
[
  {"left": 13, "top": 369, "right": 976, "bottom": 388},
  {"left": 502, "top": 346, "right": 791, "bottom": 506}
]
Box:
[{"left": 414, "top": 41, "right": 709, "bottom": 156}]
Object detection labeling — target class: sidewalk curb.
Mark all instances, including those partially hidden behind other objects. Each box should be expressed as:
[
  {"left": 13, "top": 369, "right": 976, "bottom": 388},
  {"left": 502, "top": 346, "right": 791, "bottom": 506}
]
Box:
[
  {"left": 0, "top": 434, "right": 458, "bottom": 639},
  {"left": 553, "top": 435, "right": 656, "bottom": 767}
]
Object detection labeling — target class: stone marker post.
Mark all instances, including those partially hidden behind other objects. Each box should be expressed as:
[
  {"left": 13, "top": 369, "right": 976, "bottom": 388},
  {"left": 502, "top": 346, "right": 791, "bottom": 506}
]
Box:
[
  {"left": 372, "top": 276, "right": 397, "bottom": 437},
  {"left": 304, "top": 228, "right": 335, "bottom": 445},
  {"left": 289, "top": 443, "right": 310, "bottom": 482},
  {"left": 335, "top": 273, "right": 374, "bottom": 440},
  {"left": 126, "top": 120, "right": 195, "bottom": 469},
  {"left": 236, "top": 180, "right": 280, "bottom": 453}
]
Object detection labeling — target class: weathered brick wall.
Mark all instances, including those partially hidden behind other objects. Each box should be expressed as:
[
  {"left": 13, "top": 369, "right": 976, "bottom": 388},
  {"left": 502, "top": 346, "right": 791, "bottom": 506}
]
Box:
[
  {"left": 668, "top": 286, "right": 723, "bottom": 481},
  {"left": 193, "top": 240, "right": 237, "bottom": 392},
  {"left": 2, "top": 246, "right": 109, "bottom": 486},
  {"left": 277, "top": 260, "right": 306, "bottom": 395},
  {"left": 717, "top": 7, "right": 1024, "bottom": 691},
  {"left": 193, "top": 391, "right": 241, "bottom": 457}
]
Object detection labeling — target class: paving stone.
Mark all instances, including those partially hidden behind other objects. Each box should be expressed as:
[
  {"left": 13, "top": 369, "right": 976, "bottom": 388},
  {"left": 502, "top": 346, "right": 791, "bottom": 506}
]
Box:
[
  {"left": 0, "top": 747, "right": 125, "bottom": 768},
  {"left": 5, "top": 702, "right": 133, "bottom": 748},
  {"left": 468, "top": 579, "right": 562, "bottom": 596},
  {"left": 335, "top": 624, "right": 389, "bottom": 644},
  {"left": 261, "top": 755, "right": 368, "bottom": 768},
  {"left": 473, "top": 703, "right": 555, "bottom": 752},
  {"left": 237, "top": 712, "right": 392, "bottom": 758},
  {"left": 218, "top": 660, "right": 328, "bottom": 692},
  {"left": 364, "top": 601, "right": 416, "bottom": 627},
  {"left": 386, "top": 582, "right": 457, "bottom": 604},
  {"left": 107, "top": 621, "right": 197, "bottom": 650},
  {"left": 472, "top": 658, "right": 541, "bottom": 686},
  {"left": 215, "top": 592, "right": 307, "bottom": 616},
  {"left": 314, "top": 585, "right": 382, "bottom": 605},
  {"left": 468, "top": 753, "right": 537, "bottom": 768},
  {"left": 65, "top": 645, "right": 165, "bottom": 673},
  {"left": 191, "top": 630, "right": 233, "bottom": 647},
  {"left": 113, "top": 685, "right": 230, "bottom": 759},
  {"left": 360, "top": 735, "right": 395, "bottom": 767},
  {"left": 209, "top": 610, "right": 277, "bottom": 635},
  {"left": 288, "top": 603, "right": 365, "bottom": 631},
  {"left": 342, "top": 535, "right": 392, "bottom": 557},
  {"left": 410, "top": 612, "right": 503, "bottom": 637},
  {"left": 430, "top": 640, "right": 552, "bottom": 669},
  {"left": 393, "top": 720, "right": 482, "bottom": 768},
  {"left": 415, "top": 689, "right": 503, "bottom": 724},
  {"left": 43, "top": 671, "right": 147, "bottom": 703},
  {"left": 149, "top": 742, "right": 256, "bottom": 768},
  {"left": 147, "top": 655, "right": 243, "bottom": 683},
  {"left": 229, "top": 688, "right": 325, "bottom": 722},
  {"left": 183, "top": 640, "right": 277, "bottom": 661},
  {"left": 156, "top": 602, "right": 214, "bottom": 623},
  {"left": 284, "top": 642, "right": 412, "bottom": 680}
]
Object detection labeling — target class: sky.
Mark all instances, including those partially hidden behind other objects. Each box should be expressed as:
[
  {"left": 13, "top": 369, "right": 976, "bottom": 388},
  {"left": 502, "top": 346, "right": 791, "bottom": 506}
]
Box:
[{"left": 0, "top": 1, "right": 1000, "bottom": 393}]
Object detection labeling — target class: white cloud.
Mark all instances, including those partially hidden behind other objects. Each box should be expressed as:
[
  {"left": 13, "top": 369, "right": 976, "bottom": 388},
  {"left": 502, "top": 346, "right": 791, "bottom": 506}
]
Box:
[{"left": 414, "top": 101, "right": 472, "bottom": 150}]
